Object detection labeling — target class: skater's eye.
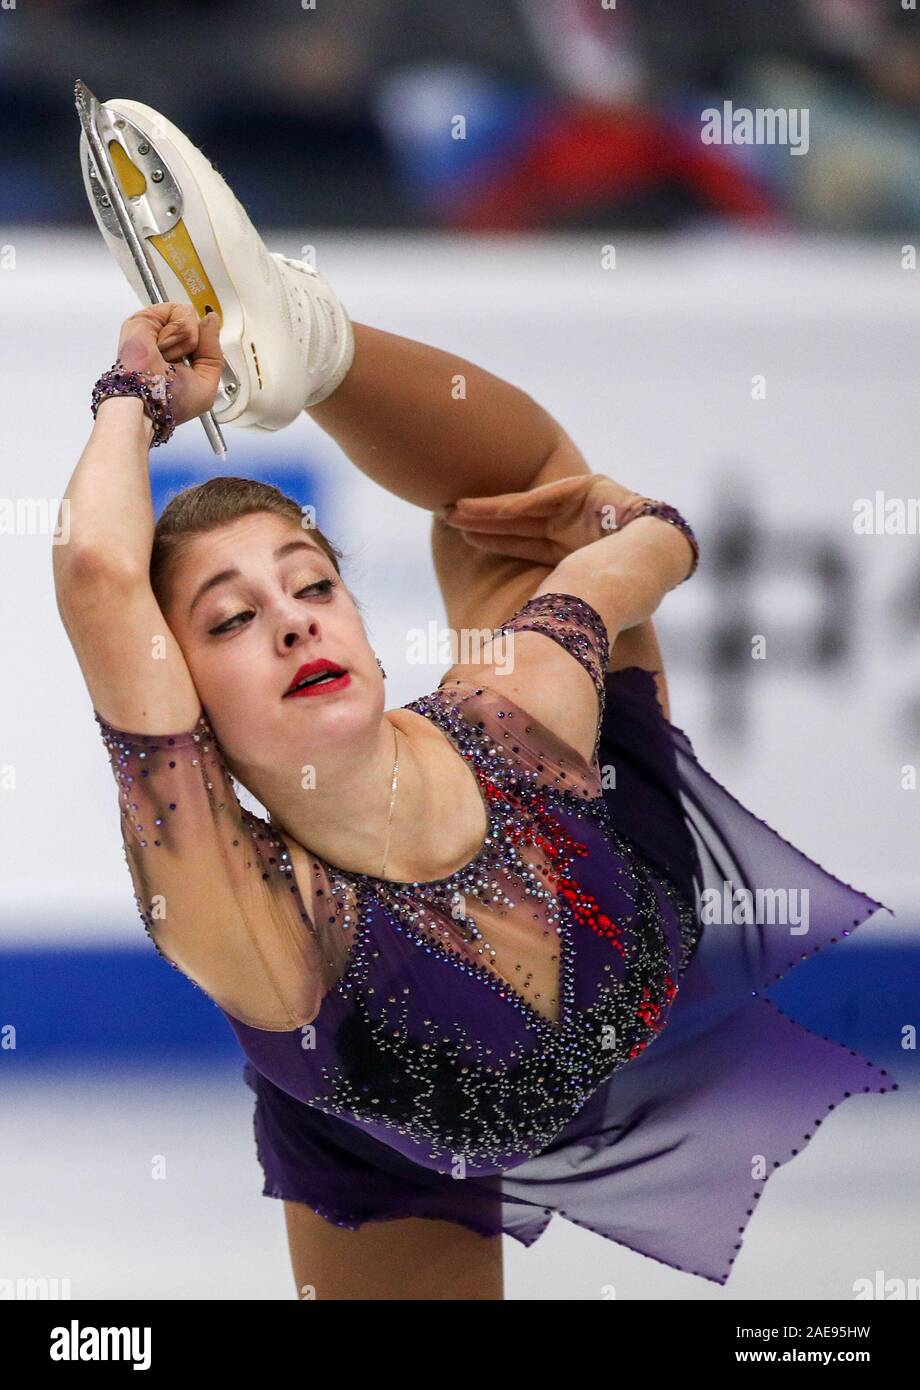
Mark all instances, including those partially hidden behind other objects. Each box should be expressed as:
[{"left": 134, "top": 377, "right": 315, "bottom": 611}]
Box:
[
  {"left": 208, "top": 609, "right": 255, "bottom": 635},
  {"left": 297, "top": 576, "right": 337, "bottom": 599},
  {"left": 291, "top": 576, "right": 337, "bottom": 605},
  {"left": 208, "top": 577, "right": 337, "bottom": 635}
]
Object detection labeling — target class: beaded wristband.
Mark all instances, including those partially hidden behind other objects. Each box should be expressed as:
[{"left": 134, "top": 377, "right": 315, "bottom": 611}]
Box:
[
  {"left": 91, "top": 358, "right": 176, "bottom": 448},
  {"left": 627, "top": 500, "right": 699, "bottom": 582}
]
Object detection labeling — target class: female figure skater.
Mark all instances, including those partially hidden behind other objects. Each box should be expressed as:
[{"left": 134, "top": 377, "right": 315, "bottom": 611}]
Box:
[{"left": 56, "top": 100, "right": 897, "bottom": 1301}]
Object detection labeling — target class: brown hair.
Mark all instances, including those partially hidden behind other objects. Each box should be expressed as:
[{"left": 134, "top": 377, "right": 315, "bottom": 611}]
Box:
[{"left": 149, "top": 476, "right": 345, "bottom": 615}]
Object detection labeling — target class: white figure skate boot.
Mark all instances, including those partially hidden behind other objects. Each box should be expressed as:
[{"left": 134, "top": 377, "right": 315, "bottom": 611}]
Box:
[{"left": 75, "top": 82, "right": 354, "bottom": 436}]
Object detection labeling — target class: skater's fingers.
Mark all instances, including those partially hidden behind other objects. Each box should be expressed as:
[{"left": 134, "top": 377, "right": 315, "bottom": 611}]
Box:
[
  {"left": 440, "top": 511, "right": 549, "bottom": 538},
  {"left": 444, "top": 490, "right": 555, "bottom": 520},
  {"left": 157, "top": 304, "right": 202, "bottom": 361},
  {"left": 158, "top": 331, "right": 196, "bottom": 364},
  {"left": 163, "top": 312, "right": 224, "bottom": 428},
  {"left": 457, "top": 529, "right": 562, "bottom": 566},
  {"left": 123, "top": 303, "right": 173, "bottom": 331},
  {"left": 118, "top": 302, "right": 183, "bottom": 341},
  {"left": 455, "top": 477, "right": 591, "bottom": 516},
  {"left": 190, "top": 310, "right": 224, "bottom": 380},
  {"left": 118, "top": 303, "right": 197, "bottom": 358},
  {"left": 116, "top": 322, "right": 170, "bottom": 379},
  {"left": 116, "top": 304, "right": 185, "bottom": 372}
]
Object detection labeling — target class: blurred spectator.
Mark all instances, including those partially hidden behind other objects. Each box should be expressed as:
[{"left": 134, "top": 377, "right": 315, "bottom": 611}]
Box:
[{"left": 1, "top": 0, "right": 919, "bottom": 231}]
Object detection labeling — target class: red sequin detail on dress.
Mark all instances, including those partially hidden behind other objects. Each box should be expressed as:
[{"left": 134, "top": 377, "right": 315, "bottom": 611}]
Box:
[{"left": 475, "top": 767, "right": 627, "bottom": 957}]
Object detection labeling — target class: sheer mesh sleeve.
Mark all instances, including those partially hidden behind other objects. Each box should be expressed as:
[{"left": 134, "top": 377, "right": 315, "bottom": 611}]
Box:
[
  {"left": 497, "top": 593, "right": 610, "bottom": 717},
  {"left": 492, "top": 592, "right": 611, "bottom": 763},
  {"left": 93, "top": 708, "right": 355, "bottom": 1032}
]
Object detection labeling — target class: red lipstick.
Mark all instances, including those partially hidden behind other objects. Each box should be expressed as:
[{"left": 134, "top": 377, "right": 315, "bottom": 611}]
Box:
[{"left": 283, "top": 658, "right": 351, "bottom": 699}]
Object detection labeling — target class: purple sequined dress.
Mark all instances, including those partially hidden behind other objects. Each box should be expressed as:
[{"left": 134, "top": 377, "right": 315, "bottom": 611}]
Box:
[{"left": 94, "top": 594, "right": 897, "bottom": 1285}]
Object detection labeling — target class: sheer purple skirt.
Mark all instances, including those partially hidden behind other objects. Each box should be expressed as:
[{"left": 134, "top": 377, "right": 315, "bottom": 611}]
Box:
[{"left": 243, "top": 667, "right": 899, "bottom": 1284}]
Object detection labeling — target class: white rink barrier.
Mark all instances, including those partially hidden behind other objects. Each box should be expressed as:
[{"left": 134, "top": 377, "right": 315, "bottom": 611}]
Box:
[{"left": 0, "top": 230, "right": 915, "bottom": 940}]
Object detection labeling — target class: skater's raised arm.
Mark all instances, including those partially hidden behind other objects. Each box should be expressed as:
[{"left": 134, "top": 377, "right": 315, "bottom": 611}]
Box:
[
  {"left": 538, "top": 512, "right": 696, "bottom": 637},
  {"left": 442, "top": 510, "right": 695, "bottom": 764},
  {"left": 53, "top": 304, "right": 223, "bottom": 733},
  {"left": 53, "top": 304, "right": 332, "bottom": 1032}
]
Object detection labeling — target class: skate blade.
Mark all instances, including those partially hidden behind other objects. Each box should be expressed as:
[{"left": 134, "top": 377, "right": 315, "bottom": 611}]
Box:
[{"left": 74, "top": 80, "right": 233, "bottom": 454}]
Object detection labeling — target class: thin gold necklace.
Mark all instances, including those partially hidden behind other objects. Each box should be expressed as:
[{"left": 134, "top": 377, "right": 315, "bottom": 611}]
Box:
[{"left": 379, "top": 723, "right": 400, "bottom": 878}]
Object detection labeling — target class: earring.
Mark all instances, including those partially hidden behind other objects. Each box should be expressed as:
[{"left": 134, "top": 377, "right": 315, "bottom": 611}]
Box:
[{"left": 375, "top": 655, "right": 387, "bottom": 679}]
